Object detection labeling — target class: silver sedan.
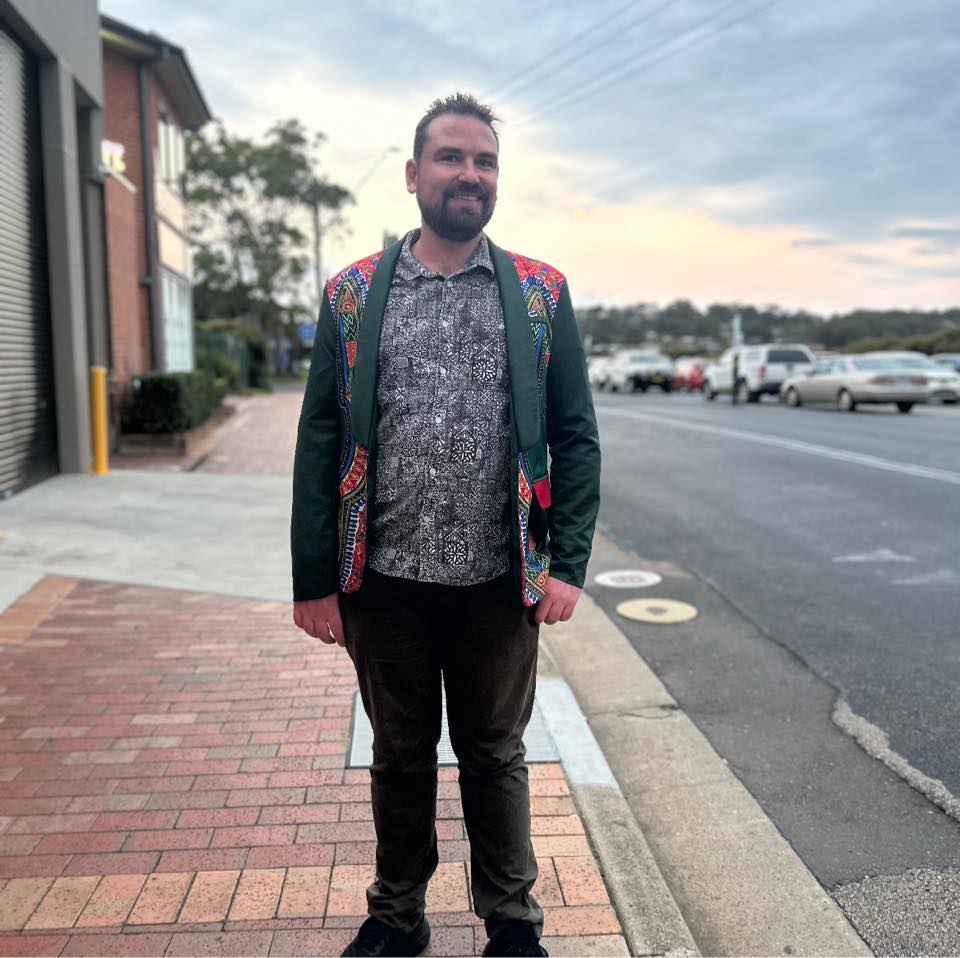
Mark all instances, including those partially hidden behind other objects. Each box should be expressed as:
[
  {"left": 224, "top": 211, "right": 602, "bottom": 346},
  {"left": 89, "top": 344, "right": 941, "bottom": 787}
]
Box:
[{"left": 780, "top": 355, "right": 929, "bottom": 413}]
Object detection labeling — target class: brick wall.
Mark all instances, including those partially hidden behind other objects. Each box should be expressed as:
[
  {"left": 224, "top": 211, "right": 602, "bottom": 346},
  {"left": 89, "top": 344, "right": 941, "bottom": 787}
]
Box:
[
  {"left": 102, "top": 44, "right": 196, "bottom": 415},
  {"left": 102, "top": 46, "right": 150, "bottom": 395}
]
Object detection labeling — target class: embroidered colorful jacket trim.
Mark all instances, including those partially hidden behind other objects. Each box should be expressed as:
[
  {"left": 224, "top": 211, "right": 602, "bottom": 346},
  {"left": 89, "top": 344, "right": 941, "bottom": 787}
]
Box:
[
  {"left": 327, "top": 247, "right": 565, "bottom": 606},
  {"left": 327, "top": 253, "right": 383, "bottom": 593}
]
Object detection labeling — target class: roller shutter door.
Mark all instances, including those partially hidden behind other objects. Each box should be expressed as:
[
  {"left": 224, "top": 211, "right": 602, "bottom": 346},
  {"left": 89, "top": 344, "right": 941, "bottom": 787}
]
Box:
[{"left": 0, "top": 24, "right": 58, "bottom": 496}]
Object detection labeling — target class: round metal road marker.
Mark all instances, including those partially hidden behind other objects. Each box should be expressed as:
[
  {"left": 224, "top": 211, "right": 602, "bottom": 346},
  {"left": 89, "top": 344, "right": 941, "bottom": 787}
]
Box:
[
  {"left": 594, "top": 569, "right": 662, "bottom": 589},
  {"left": 616, "top": 598, "right": 698, "bottom": 624}
]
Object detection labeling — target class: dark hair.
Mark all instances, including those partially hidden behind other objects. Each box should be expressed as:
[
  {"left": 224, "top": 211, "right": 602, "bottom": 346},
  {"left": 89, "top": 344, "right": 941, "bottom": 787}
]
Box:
[{"left": 413, "top": 93, "right": 499, "bottom": 162}]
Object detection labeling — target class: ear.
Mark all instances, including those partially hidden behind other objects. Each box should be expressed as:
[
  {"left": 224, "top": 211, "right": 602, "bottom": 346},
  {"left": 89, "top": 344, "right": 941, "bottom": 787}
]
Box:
[{"left": 405, "top": 158, "right": 417, "bottom": 195}]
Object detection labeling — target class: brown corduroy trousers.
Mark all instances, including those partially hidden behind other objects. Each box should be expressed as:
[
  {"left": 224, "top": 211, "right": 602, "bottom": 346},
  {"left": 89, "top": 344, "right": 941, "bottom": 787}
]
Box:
[{"left": 341, "top": 569, "right": 543, "bottom": 939}]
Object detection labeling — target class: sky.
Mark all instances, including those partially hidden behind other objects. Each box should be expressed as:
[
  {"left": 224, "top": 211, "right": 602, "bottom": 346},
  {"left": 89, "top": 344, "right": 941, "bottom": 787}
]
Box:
[{"left": 103, "top": 0, "right": 960, "bottom": 313}]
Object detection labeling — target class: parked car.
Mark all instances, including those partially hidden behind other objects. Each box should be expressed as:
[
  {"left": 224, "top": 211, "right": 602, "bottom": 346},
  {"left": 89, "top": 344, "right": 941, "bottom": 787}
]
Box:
[
  {"left": 673, "top": 357, "right": 708, "bottom": 392},
  {"left": 779, "top": 355, "right": 928, "bottom": 413},
  {"left": 587, "top": 356, "right": 613, "bottom": 391},
  {"left": 607, "top": 350, "right": 675, "bottom": 393},
  {"left": 932, "top": 353, "right": 960, "bottom": 374},
  {"left": 870, "top": 352, "right": 960, "bottom": 403},
  {"left": 703, "top": 344, "right": 815, "bottom": 402}
]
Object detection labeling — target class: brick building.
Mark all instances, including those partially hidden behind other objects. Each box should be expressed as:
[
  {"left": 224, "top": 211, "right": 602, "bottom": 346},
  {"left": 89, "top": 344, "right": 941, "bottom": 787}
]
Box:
[{"left": 99, "top": 15, "right": 211, "bottom": 434}]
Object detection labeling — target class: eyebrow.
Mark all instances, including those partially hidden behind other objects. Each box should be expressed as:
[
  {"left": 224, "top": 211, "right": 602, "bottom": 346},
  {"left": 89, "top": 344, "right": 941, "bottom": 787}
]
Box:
[{"left": 433, "top": 147, "right": 499, "bottom": 162}]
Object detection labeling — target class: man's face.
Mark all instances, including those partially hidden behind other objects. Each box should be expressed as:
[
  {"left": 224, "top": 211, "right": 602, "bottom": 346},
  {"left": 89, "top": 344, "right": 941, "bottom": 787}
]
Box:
[{"left": 406, "top": 113, "right": 499, "bottom": 242}]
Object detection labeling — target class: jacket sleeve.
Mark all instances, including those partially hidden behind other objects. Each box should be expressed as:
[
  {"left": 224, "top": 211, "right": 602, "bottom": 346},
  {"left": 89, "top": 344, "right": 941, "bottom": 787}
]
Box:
[
  {"left": 545, "top": 282, "right": 601, "bottom": 588},
  {"left": 291, "top": 291, "right": 342, "bottom": 601}
]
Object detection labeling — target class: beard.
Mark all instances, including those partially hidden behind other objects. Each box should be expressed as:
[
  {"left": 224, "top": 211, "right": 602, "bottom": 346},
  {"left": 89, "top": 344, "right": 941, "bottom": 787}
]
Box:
[{"left": 419, "top": 183, "right": 494, "bottom": 242}]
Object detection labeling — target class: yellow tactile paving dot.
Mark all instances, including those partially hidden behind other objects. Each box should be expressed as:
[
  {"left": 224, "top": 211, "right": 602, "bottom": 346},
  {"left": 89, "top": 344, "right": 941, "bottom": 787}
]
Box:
[{"left": 616, "top": 598, "right": 698, "bottom": 624}]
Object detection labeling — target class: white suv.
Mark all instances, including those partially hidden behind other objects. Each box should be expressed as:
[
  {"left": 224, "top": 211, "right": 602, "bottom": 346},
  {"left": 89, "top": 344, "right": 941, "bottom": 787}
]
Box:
[
  {"left": 607, "top": 350, "right": 675, "bottom": 393},
  {"left": 704, "top": 344, "right": 815, "bottom": 402}
]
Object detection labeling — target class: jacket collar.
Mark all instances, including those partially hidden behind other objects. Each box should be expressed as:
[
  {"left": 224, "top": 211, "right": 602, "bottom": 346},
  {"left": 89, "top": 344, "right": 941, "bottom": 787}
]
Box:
[{"left": 350, "top": 235, "right": 540, "bottom": 452}]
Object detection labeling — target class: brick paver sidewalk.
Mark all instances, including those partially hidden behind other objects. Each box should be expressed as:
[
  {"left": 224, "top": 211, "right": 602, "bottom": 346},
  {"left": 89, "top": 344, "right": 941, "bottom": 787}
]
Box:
[
  {"left": 111, "top": 388, "right": 304, "bottom": 476},
  {"left": 0, "top": 577, "right": 626, "bottom": 956}
]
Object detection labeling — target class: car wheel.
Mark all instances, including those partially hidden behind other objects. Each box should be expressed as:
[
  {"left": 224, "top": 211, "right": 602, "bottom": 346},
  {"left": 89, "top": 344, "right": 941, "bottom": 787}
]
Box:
[
  {"left": 896, "top": 402, "right": 914, "bottom": 414},
  {"left": 786, "top": 387, "right": 802, "bottom": 408},
  {"left": 662, "top": 381, "right": 672, "bottom": 393},
  {"left": 704, "top": 381, "right": 717, "bottom": 401},
  {"left": 837, "top": 389, "right": 856, "bottom": 412}
]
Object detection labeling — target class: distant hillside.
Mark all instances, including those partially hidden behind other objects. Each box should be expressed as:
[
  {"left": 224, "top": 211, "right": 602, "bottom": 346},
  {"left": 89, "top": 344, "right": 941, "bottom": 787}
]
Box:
[{"left": 577, "top": 301, "right": 960, "bottom": 355}]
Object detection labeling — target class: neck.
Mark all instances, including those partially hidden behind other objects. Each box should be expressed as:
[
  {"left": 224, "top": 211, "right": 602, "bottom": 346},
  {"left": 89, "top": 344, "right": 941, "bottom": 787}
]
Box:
[{"left": 411, "top": 223, "right": 482, "bottom": 277}]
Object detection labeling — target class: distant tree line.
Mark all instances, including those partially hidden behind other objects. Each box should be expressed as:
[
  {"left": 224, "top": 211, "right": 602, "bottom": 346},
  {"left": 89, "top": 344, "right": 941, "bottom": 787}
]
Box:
[{"left": 577, "top": 301, "right": 960, "bottom": 357}]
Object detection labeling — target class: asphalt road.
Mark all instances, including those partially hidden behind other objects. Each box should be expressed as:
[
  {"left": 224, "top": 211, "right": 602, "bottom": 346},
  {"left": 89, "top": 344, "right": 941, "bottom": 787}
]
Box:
[{"left": 589, "top": 389, "right": 960, "bottom": 950}]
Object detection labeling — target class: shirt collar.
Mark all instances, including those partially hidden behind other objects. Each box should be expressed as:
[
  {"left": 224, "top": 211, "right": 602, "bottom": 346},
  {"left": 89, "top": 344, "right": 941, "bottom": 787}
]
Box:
[{"left": 394, "top": 229, "right": 495, "bottom": 281}]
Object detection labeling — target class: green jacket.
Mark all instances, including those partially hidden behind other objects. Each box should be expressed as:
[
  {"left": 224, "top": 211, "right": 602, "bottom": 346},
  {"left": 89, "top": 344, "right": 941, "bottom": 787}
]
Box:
[{"left": 291, "top": 237, "right": 600, "bottom": 606}]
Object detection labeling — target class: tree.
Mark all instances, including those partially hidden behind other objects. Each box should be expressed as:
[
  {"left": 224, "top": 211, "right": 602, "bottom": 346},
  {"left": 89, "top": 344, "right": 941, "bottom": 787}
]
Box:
[{"left": 186, "top": 119, "right": 352, "bottom": 339}]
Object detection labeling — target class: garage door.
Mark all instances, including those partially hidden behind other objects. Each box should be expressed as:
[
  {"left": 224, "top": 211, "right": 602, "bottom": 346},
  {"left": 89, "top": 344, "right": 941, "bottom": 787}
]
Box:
[{"left": 0, "top": 24, "right": 58, "bottom": 496}]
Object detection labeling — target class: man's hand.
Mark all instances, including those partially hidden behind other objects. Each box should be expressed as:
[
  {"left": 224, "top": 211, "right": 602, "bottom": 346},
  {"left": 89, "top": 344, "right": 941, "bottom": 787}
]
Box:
[
  {"left": 534, "top": 576, "right": 582, "bottom": 626},
  {"left": 293, "top": 593, "right": 345, "bottom": 647}
]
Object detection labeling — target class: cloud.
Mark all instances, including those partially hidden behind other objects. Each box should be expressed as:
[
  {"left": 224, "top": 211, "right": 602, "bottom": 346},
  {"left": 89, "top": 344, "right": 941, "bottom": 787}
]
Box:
[
  {"left": 100, "top": 0, "right": 959, "bottom": 309},
  {"left": 790, "top": 237, "right": 836, "bottom": 249},
  {"left": 890, "top": 225, "right": 960, "bottom": 249}
]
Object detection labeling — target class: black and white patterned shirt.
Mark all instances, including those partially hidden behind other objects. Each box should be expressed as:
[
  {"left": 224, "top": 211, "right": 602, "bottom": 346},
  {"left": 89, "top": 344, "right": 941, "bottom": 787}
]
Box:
[{"left": 367, "top": 230, "right": 513, "bottom": 585}]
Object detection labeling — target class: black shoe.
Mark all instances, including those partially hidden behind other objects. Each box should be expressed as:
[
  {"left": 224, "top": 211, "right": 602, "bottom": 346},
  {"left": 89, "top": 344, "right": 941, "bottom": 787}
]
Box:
[
  {"left": 482, "top": 922, "right": 548, "bottom": 957},
  {"left": 341, "top": 915, "right": 431, "bottom": 957}
]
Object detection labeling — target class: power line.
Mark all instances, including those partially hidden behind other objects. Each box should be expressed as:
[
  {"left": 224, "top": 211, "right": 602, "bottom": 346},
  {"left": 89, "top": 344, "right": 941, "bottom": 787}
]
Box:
[
  {"left": 481, "top": 0, "right": 640, "bottom": 101},
  {"left": 499, "top": 0, "right": 686, "bottom": 106},
  {"left": 517, "top": 0, "right": 757, "bottom": 124},
  {"left": 517, "top": 0, "right": 786, "bottom": 128}
]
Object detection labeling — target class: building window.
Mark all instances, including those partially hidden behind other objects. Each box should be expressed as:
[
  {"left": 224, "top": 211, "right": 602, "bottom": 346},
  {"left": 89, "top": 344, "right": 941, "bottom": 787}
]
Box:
[
  {"left": 157, "top": 114, "right": 185, "bottom": 190},
  {"left": 161, "top": 268, "right": 194, "bottom": 372}
]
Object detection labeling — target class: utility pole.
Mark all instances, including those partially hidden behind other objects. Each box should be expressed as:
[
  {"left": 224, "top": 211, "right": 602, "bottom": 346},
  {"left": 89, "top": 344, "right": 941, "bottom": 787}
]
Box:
[
  {"left": 312, "top": 200, "right": 323, "bottom": 316},
  {"left": 731, "top": 312, "right": 743, "bottom": 405},
  {"left": 310, "top": 145, "right": 399, "bottom": 315}
]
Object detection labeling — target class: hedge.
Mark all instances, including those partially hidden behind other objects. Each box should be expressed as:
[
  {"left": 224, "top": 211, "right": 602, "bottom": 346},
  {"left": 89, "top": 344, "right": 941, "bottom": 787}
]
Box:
[{"left": 121, "top": 371, "right": 226, "bottom": 435}]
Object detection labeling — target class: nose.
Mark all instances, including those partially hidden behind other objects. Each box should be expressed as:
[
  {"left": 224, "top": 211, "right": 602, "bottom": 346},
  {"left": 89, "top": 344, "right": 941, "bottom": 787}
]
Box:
[{"left": 458, "top": 160, "right": 481, "bottom": 184}]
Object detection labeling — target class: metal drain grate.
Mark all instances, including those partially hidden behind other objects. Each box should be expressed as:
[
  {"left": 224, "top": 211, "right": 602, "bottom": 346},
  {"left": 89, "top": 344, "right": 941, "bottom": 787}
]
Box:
[{"left": 348, "top": 688, "right": 559, "bottom": 768}]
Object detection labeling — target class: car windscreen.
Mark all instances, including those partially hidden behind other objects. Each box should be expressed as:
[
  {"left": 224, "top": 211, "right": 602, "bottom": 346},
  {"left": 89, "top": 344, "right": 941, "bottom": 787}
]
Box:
[
  {"left": 852, "top": 358, "right": 918, "bottom": 371},
  {"left": 884, "top": 357, "right": 938, "bottom": 369},
  {"left": 630, "top": 355, "right": 666, "bottom": 364},
  {"left": 767, "top": 350, "right": 811, "bottom": 363}
]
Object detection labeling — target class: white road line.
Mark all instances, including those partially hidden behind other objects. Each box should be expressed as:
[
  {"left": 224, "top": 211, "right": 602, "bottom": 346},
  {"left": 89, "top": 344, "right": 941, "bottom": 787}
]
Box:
[{"left": 599, "top": 406, "right": 960, "bottom": 486}]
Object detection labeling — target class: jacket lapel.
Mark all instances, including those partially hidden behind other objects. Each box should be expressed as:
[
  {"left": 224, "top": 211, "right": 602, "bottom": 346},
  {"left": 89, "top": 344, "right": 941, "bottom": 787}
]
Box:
[
  {"left": 490, "top": 240, "right": 540, "bottom": 451},
  {"left": 350, "top": 240, "right": 403, "bottom": 449}
]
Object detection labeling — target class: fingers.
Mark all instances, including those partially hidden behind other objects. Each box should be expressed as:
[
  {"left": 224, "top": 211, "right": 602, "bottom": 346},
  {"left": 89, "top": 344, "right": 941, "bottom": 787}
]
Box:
[
  {"left": 537, "top": 596, "right": 561, "bottom": 626},
  {"left": 327, "top": 608, "right": 346, "bottom": 647},
  {"left": 536, "top": 597, "right": 577, "bottom": 626}
]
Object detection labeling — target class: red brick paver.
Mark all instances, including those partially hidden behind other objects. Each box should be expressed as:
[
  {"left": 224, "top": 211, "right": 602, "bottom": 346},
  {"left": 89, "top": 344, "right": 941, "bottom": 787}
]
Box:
[{"left": 0, "top": 577, "right": 625, "bottom": 955}]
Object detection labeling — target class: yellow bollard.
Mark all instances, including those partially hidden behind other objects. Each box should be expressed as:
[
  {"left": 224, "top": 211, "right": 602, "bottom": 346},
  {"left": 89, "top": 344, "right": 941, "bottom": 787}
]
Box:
[{"left": 90, "top": 365, "right": 109, "bottom": 475}]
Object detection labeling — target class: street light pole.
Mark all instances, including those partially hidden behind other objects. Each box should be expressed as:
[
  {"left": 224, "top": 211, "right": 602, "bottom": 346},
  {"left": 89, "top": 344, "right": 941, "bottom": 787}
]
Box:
[
  {"left": 312, "top": 145, "right": 399, "bottom": 315},
  {"left": 312, "top": 199, "right": 323, "bottom": 315}
]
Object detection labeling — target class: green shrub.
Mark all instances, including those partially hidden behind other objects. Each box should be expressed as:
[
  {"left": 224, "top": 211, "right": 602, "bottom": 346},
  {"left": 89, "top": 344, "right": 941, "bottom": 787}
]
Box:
[
  {"left": 121, "top": 371, "right": 225, "bottom": 434},
  {"left": 196, "top": 345, "right": 243, "bottom": 392},
  {"left": 196, "top": 319, "right": 270, "bottom": 390}
]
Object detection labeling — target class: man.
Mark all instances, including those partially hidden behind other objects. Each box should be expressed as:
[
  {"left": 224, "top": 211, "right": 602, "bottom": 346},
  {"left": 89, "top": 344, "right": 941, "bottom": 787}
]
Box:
[{"left": 291, "top": 93, "right": 600, "bottom": 958}]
